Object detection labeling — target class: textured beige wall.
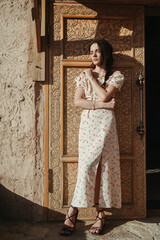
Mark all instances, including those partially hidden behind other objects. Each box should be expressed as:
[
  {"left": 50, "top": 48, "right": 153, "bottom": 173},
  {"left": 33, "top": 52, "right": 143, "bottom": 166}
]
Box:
[{"left": 0, "top": 0, "right": 44, "bottom": 221}]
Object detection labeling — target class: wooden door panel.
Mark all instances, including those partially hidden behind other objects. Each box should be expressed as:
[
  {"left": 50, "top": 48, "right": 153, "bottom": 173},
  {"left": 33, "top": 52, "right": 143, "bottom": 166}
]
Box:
[
  {"left": 63, "top": 18, "right": 133, "bottom": 60},
  {"left": 62, "top": 66, "right": 87, "bottom": 156},
  {"left": 49, "top": 3, "right": 146, "bottom": 220},
  {"left": 63, "top": 160, "right": 133, "bottom": 206}
]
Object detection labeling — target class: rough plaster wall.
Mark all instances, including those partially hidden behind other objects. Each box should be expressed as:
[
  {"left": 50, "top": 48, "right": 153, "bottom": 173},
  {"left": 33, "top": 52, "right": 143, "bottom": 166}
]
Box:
[{"left": 0, "top": 0, "right": 44, "bottom": 221}]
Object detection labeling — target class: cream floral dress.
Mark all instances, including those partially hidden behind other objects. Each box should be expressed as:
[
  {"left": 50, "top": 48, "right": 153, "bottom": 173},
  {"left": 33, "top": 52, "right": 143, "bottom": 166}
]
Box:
[{"left": 71, "top": 70, "right": 125, "bottom": 208}]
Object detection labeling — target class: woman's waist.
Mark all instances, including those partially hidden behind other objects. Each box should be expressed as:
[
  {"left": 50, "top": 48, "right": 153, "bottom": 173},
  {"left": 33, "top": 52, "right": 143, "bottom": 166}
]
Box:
[
  {"left": 85, "top": 94, "right": 115, "bottom": 101},
  {"left": 81, "top": 109, "right": 115, "bottom": 119},
  {"left": 85, "top": 96, "right": 101, "bottom": 101}
]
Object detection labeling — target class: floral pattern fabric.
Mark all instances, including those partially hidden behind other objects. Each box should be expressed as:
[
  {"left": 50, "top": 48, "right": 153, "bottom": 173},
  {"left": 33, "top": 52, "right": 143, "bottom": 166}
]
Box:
[{"left": 71, "top": 71, "right": 124, "bottom": 208}]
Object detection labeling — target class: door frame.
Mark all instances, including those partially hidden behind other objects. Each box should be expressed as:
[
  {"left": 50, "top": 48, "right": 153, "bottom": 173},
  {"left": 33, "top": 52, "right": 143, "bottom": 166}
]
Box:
[{"left": 43, "top": 1, "right": 150, "bottom": 221}]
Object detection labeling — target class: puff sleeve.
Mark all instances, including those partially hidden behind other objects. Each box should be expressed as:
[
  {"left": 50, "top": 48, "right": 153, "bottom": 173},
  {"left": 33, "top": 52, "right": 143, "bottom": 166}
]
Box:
[
  {"left": 109, "top": 71, "right": 125, "bottom": 91},
  {"left": 75, "top": 73, "right": 86, "bottom": 89}
]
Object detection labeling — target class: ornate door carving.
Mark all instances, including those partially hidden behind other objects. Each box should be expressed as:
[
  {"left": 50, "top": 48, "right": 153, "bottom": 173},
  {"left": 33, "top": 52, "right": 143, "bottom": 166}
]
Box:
[{"left": 48, "top": 2, "right": 146, "bottom": 220}]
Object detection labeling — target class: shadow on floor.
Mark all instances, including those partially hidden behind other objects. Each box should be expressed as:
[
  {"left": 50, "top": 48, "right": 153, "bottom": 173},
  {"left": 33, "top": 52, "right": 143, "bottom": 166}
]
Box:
[
  {"left": 0, "top": 184, "right": 128, "bottom": 239},
  {"left": 1, "top": 184, "right": 160, "bottom": 240}
]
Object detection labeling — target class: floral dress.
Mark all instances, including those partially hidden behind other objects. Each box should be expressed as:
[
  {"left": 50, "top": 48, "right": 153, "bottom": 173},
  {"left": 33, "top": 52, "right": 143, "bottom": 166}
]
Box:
[{"left": 71, "top": 71, "right": 125, "bottom": 208}]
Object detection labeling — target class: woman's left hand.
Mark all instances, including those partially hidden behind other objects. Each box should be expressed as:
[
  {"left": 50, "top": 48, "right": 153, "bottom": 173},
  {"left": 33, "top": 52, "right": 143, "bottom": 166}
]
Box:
[{"left": 84, "top": 69, "right": 94, "bottom": 81}]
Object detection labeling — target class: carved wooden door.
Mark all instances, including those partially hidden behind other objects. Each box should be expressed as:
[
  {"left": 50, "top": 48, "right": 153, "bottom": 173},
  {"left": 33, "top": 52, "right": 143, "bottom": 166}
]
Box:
[{"left": 48, "top": 2, "right": 146, "bottom": 220}]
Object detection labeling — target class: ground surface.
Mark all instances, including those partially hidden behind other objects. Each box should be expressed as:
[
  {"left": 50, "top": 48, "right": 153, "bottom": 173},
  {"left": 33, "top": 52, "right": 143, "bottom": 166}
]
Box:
[{"left": 0, "top": 217, "right": 160, "bottom": 240}]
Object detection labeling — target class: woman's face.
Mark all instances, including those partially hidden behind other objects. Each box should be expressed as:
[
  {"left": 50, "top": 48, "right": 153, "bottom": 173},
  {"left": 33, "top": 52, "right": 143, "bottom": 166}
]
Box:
[{"left": 90, "top": 43, "right": 102, "bottom": 66}]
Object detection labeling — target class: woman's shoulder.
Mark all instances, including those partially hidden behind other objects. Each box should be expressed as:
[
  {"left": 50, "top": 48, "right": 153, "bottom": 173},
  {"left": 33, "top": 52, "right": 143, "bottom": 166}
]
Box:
[
  {"left": 109, "top": 70, "right": 124, "bottom": 81},
  {"left": 107, "top": 70, "right": 125, "bottom": 91},
  {"left": 75, "top": 70, "right": 87, "bottom": 89},
  {"left": 111, "top": 70, "right": 123, "bottom": 77}
]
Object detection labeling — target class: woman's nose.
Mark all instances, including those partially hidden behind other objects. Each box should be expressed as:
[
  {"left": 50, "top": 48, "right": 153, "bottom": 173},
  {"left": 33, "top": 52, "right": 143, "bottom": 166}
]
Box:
[{"left": 93, "top": 51, "right": 97, "bottom": 57}]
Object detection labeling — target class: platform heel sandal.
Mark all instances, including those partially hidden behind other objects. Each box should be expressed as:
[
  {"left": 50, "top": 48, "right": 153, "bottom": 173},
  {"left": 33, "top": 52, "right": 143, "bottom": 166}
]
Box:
[
  {"left": 60, "top": 205, "right": 79, "bottom": 236},
  {"left": 89, "top": 208, "right": 105, "bottom": 235}
]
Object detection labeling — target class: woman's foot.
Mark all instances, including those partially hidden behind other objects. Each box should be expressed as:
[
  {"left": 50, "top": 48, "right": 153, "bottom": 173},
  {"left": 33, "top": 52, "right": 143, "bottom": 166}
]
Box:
[
  {"left": 60, "top": 205, "right": 78, "bottom": 236},
  {"left": 89, "top": 208, "right": 105, "bottom": 235}
]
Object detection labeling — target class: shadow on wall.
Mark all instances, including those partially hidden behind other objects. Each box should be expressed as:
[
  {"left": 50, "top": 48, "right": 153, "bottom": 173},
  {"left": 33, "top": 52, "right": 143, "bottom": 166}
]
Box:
[{"left": 0, "top": 184, "right": 64, "bottom": 222}]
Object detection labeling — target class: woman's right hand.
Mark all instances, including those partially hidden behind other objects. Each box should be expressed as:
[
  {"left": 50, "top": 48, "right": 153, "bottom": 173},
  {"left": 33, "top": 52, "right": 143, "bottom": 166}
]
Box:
[{"left": 102, "top": 98, "right": 116, "bottom": 109}]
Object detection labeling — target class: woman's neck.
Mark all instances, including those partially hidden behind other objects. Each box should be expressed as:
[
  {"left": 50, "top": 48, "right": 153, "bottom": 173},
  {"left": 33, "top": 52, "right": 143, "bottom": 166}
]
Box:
[{"left": 94, "top": 65, "right": 106, "bottom": 76}]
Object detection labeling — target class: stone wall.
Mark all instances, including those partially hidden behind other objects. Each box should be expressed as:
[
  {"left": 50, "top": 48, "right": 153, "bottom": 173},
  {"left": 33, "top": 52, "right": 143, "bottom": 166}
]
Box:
[{"left": 0, "top": 0, "right": 44, "bottom": 221}]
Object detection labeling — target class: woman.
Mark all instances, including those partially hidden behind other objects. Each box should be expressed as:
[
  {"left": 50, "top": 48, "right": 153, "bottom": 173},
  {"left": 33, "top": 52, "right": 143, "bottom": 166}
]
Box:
[{"left": 60, "top": 39, "right": 124, "bottom": 236}]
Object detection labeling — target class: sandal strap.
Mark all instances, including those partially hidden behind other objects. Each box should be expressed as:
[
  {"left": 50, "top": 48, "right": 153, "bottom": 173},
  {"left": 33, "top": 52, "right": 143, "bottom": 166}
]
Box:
[
  {"left": 90, "top": 226, "right": 102, "bottom": 230},
  {"left": 94, "top": 211, "right": 105, "bottom": 225},
  {"left": 90, "top": 210, "right": 105, "bottom": 235},
  {"left": 66, "top": 212, "right": 77, "bottom": 226},
  {"left": 61, "top": 224, "right": 74, "bottom": 235},
  {"left": 96, "top": 213, "right": 105, "bottom": 222},
  {"left": 93, "top": 203, "right": 99, "bottom": 207},
  {"left": 63, "top": 224, "right": 74, "bottom": 230},
  {"left": 91, "top": 215, "right": 105, "bottom": 227},
  {"left": 65, "top": 206, "right": 78, "bottom": 226},
  {"left": 96, "top": 209, "right": 105, "bottom": 218},
  {"left": 97, "top": 208, "right": 104, "bottom": 213},
  {"left": 71, "top": 205, "right": 78, "bottom": 210}
]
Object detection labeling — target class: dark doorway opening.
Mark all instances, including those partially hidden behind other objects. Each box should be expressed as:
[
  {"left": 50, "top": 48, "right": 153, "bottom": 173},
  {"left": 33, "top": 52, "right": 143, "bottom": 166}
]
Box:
[{"left": 145, "top": 15, "right": 160, "bottom": 213}]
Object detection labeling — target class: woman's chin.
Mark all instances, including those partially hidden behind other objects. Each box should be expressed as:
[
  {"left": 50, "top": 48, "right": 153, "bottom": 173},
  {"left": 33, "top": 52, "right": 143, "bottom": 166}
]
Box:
[{"left": 93, "top": 61, "right": 100, "bottom": 66}]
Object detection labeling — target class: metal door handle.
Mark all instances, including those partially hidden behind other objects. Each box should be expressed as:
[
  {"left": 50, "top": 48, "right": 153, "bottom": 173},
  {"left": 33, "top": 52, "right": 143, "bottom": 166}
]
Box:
[{"left": 136, "top": 72, "right": 144, "bottom": 138}]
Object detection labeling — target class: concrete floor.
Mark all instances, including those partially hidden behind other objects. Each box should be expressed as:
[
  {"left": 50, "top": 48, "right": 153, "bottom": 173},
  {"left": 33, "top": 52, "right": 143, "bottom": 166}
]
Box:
[{"left": 0, "top": 217, "right": 160, "bottom": 240}]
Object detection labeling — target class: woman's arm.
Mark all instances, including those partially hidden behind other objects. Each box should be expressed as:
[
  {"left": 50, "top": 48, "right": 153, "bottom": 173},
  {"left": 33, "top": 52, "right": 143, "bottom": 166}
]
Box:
[
  {"left": 85, "top": 69, "right": 117, "bottom": 102},
  {"left": 74, "top": 87, "right": 115, "bottom": 110}
]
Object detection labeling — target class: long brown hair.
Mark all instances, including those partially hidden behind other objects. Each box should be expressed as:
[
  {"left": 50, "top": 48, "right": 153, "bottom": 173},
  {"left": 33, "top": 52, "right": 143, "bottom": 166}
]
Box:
[{"left": 89, "top": 39, "right": 113, "bottom": 83}]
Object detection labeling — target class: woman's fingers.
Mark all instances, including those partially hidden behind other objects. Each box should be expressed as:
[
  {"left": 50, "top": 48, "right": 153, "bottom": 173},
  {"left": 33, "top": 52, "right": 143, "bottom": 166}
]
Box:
[{"left": 85, "top": 69, "right": 93, "bottom": 79}]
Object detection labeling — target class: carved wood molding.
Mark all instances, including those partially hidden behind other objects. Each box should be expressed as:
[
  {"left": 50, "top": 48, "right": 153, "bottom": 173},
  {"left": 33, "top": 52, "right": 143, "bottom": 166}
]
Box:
[{"left": 54, "top": 0, "right": 160, "bottom": 6}]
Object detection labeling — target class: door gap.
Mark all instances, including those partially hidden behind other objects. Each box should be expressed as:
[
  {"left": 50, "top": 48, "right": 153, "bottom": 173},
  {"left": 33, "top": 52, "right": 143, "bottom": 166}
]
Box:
[{"left": 145, "top": 15, "right": 160, "bottom": 213}]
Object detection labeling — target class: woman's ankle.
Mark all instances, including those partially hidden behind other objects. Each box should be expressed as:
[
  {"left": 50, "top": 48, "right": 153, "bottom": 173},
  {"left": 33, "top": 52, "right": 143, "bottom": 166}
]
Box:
[
  {"left": 67, "top": 206, "right": 78, "bottom": 216},
  {"left": 70, "top": 205, "right": 78, "bottom": 210},
  {"left": 95, "top": 205, "right": 103, "bottom": 211}
]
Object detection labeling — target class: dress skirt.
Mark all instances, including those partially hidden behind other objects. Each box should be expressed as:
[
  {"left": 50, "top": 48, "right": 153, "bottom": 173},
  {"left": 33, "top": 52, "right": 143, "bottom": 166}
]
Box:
[{"left": 71, "top": 108, "right": 122, "bottom": 208}]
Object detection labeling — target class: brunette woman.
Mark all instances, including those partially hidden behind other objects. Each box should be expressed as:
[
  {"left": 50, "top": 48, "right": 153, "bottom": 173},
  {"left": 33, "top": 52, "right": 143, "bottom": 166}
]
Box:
[{"left": 60, "top": 39, "right": 124, "bottom": 236}]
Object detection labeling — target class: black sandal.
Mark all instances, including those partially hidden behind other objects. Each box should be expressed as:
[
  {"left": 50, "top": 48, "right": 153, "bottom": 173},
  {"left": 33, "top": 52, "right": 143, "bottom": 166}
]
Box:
[
  {"left": 60, "top": 205, "right": 78, "bottom": 236},
  {"left": 89, "top": 209, "right": 105, "bottom": 235}
]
